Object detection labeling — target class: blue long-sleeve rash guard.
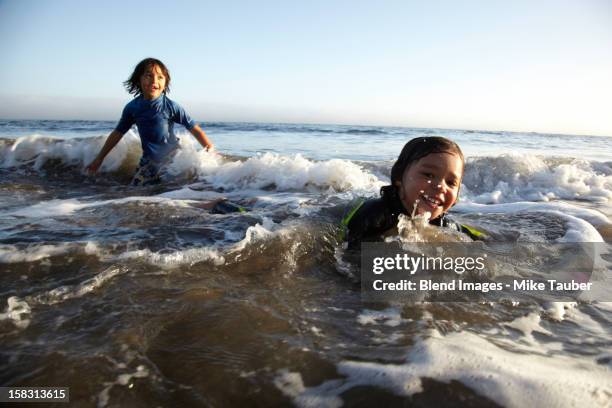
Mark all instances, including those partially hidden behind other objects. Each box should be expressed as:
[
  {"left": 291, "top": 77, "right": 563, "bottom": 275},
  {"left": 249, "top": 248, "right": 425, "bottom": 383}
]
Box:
[{"left": 115, "top": 94, "right": 196, "bottom": 162}]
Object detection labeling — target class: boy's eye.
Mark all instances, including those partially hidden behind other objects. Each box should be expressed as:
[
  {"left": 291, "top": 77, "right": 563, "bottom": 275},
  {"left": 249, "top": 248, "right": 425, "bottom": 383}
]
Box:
[
  {"left": 447, "top": 179, "right": 459, "bottom": 187},
  {"left": 422, "top": 172, "right": 434, "bottom": 178}
]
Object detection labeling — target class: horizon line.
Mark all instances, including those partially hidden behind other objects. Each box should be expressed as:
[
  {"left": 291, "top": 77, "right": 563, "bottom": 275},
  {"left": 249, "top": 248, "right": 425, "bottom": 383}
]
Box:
[{"left": 0, "top": 117, "right": 610, "bottom": 139}]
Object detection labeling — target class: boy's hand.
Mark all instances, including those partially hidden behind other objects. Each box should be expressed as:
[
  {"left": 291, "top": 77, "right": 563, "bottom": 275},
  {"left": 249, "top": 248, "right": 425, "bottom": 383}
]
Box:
[
  {"left": 85, "top": 158, "right": 102, "bottom": 174},
  {"left": 189, "top": 125, "right": 215, "bottom": 153},
  {"left": 84, "top": 130, "right": 124, "bottom": 175}
]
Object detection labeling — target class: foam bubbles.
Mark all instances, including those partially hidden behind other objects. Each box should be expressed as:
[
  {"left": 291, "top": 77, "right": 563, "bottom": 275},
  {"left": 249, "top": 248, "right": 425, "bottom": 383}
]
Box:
[
  {"left": 229, "top": 217, "right": 277, "bottom": 253},
  {"left": 6, "top": 196, "right": 194, "bottom": 219},
  {"left": 32, "top": 266, "right": 129, "bottom": 305},
  {"left": 356, "top": 308, "right": 409, "bottom": 327},
  {"left": 504, "top": 312, "right": 553, "bottom": 342},
  {"left": 0, "top": 296, "right": 31, "bottom": 329},
  {"left": 454, "top": 201, "right": 608, "bottom": 241},
  {"left": 9, "top": 198, "right": 88, "bottom": 218},
  {"left": 117, "top": 247, "right": 225, "bottom": 269},
  {"left": 545, "top": 302, "right": 578, "bottom": 321},
  {"left": 167, "top": 136, "right": 224, "bottom": 176},
  {"left": 98, "top": 365, "right": 150, "bottom": 408},
  {"left": 285, "top": 329, "right": 612, "bottom": 407},
  {"left": 0, "top": 132, "right": 141, "bottom": 172},
  {"left": 203, "top": 153, "right": 382, "bottom": 193},
  {"left": 0, "top": 242, "right": 99, "bottom": 263},
  {"left": 273, "top": 369, "right": 342, "bottom": 408},
  {"left": 462, "top": 155, "right": 612, "bottom": 204}
]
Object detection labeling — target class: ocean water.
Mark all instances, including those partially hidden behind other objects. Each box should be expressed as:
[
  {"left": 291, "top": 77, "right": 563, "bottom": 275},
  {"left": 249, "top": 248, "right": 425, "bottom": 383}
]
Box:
[{"left": 0, "top": 119, "right": 611, "bottom": 407}]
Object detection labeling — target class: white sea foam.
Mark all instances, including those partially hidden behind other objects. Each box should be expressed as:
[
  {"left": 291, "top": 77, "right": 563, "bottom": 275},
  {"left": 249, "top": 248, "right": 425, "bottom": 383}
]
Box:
[
  {"left": 228, "top": 217, "right": 278, "bottom": 253},
  {"left": 3, "top": 134, "right": 610, "bottom": 207},
  {"left": 171, "top": 217, "right": 307, "bottom": 270},
  {"left": 193, "top": 152, "right": 382, "bottom": 193},
  {"left": 283, "top": 329, "right": 612, "bottom": 408},
  {"left": 0, "top": 133, "right": 354, "bottom": 195},
  {"left": 544, "top": 302, "right": 578, "bottom": 321},
  {"left": 167, "top": 136, "right": 224, "bottom": 175},
  {"left": 97, "top": 365, "right": 150, "bottom": 408},
  {"left": 0, "top": 296, "right": 31, "bottom": 329},
  {"left": 562, "top": 306, "right": 608, "bottom": 338},
  {"left": 117, "top": 247, "right": 225, "bottom": 269},
  {"left": 0, "top": 238, "right": 227, "bottom": 269},
  {"left": 552, "top": 211, "right": 604, "bottom": 242},
  {"left": 6, "top": 196, "right": 194, "bottom": 218},
  {"left": 0, "top": 132, "right": 141, "bottom": 171},
  {"left": 455, "top": 201, "right": 607, "bottom": 243},
  {"left": 0, "top": 242, "right": 101, "bottom": 263},
  {"left": 32, "top": 266, "right": 129, "bottom": 305},
  {"left": 3, "top": 130, "right": 611, "bottom": 198},
  {"left": 455, "top": 201, "right": 610, "bottom": 227},
  {"left": 1, "top": 211, "right": 287, "bottom": 270},
  {"left": 86, "top": 135, "right": 384, "bottom": 193},
  {"left": 273, "top": 369, "right": 342, "bottom": 408},
  {"left": 493, "top": 314, "right": 564, "bottom": 355},
  {"left": 593, "top": 302, "right": 612, "bottom": 313},
  {"left": 8, "top": 199, "right": 88, "bottom": 218},
  {"left": 463, "top": 155, "right": 612, "bottom": 204},
  {"left": 274, "top": 369, "right": 306, "bottom": 398},
  {"left": 504, "top": 312, "right": 553, "bottom": 344},
  {"left": 356, "top": 308, "right": 409, "bottom": 327},
  {"left": 157, "top": 186, "right": 226, "bottom": 201},
  {"left": 1, "top": 266, "right": 127, "bottom": 329}
]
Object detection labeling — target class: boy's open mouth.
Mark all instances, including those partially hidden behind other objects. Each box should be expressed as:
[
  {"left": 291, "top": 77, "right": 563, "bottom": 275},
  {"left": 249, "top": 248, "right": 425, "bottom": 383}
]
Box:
[{"left": 421, "top": 194, "right": 443, "bottom": 209}]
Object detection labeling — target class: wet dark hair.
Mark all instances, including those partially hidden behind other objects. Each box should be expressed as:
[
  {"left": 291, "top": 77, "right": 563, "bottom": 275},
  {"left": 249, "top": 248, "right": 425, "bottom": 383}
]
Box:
[
  {"left": 382, "top": 136, "right": 464, "bottom": 198},
  {"left": 123, "top": 58, "right": 171, "bottom": 96},
  {"left": 390, "top": 136, "right": 464, "bottom": 184}
]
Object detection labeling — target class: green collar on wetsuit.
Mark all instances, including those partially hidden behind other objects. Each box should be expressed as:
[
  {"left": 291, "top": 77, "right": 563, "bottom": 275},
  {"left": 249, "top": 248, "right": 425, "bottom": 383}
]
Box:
[
  {"left": 460, "top": 224, "right": 484, "bottom": 238},
  {"left": 338, "top": 198, "right": 365, "bottom": 241}
]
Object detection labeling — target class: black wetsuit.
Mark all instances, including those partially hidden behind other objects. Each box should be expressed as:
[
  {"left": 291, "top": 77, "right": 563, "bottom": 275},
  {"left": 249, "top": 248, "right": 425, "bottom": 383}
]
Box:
[{"left": 343, "top": 187, "right": 483, "bottom": 249}]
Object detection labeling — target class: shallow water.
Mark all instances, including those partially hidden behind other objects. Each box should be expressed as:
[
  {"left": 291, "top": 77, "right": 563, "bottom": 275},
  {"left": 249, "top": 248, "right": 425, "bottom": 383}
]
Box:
[{"left": 1, "top": 121, "right": 611, "bottom": 407}]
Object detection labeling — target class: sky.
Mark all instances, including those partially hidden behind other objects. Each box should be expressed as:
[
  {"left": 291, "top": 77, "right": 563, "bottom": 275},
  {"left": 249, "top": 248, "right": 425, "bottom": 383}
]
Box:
[{"left": 0, "top": 0, "right": 611, "bottom": 136}]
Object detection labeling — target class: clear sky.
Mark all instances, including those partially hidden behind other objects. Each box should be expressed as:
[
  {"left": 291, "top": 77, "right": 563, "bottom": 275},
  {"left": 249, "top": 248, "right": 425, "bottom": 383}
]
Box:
[{"left": 1, "top": 0, "right": 611, "bottom": 136}]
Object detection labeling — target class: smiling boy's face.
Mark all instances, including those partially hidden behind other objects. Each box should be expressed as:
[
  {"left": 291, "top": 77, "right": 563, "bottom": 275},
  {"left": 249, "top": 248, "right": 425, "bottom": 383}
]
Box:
[
  {"left": 395, "top": 152, "right": 463, "bottom": 220},
  {"left": 140, "top": 64, "right": 167, "bottom": 100}
]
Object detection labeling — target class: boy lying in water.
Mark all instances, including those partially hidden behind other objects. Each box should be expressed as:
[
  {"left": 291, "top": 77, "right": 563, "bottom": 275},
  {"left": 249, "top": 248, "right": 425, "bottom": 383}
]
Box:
[{"left": 342, "top": 136, "right": 484, "bottom": 248}]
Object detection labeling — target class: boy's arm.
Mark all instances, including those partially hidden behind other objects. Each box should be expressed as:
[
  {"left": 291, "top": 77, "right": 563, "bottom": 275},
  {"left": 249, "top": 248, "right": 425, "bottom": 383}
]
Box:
[
  {"left": 85, "top": 130, "right": 125, "bottom": 174},
  {"left": 189, "top": 125, "right": 214, "bottom": 151}
]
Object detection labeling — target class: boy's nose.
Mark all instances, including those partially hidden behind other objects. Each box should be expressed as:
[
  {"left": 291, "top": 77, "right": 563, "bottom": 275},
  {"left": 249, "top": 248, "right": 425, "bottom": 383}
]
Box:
[{"left": 432, "top": 179, "right": 447, "bottom": 192}]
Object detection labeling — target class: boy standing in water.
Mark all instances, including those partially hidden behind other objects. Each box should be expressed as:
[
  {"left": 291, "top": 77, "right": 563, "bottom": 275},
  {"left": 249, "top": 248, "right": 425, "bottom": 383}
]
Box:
[{"left": 86, "top": 58, "right": 214, "bottom": 186}]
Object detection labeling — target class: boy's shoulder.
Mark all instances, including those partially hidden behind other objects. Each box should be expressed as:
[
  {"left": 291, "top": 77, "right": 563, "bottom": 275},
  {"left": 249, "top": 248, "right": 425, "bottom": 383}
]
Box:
[
  {"left": 344, "top": 197, "right": 387, "bottom": 226},
  {"left": 123, "top": 95, "right": 143, "bottom": 110},
  {"left": 159, "top": 95, "right": 185, "bottom": 112},
  {"left": 342, "top": 196, "right": 396, "bottom": 246}
]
